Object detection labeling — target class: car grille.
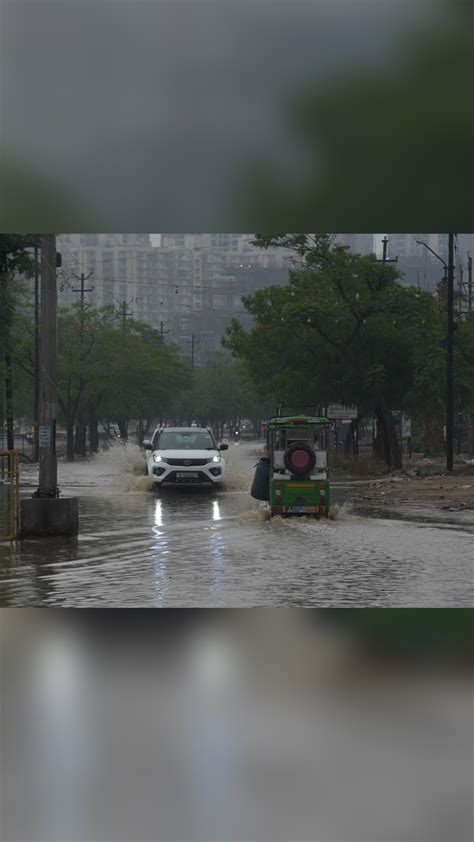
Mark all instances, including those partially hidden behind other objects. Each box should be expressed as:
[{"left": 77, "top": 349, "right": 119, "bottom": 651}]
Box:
[
  {"left": 167, "top": 471, "right": 211, "bottom": 484},
  {"left": 165, "top": 458, "right": 209, "bottom": 467}
]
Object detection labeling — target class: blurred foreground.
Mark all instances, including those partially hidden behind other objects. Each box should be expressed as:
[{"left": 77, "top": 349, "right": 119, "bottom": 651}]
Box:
[
  {"left": 1, "top": 609, "right": 472, "bottom": 841},
  {"left": 1, "top": 0, "right": 472, "bottom": 230}
]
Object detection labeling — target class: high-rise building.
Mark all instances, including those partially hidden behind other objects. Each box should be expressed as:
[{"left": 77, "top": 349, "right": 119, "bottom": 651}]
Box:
[
  {"left": 57, "top": 234, "right": 293, "bottom": 365},
  {"left": 334, "top": 234, "right": 375, "bottom": 254},
  {"left": 58, "top": 234, "right": 173, "bottom": 326},
  {"left": 155, "top": 235, "right": 292, "bottom": 364}
]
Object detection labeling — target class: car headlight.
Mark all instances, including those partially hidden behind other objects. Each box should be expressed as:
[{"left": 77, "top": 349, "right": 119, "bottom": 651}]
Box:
[
  {"left": 153, "top": 454, "right": 162, "bottom": 463},
  {"left": 212, "top": 455, "right": 220, "bottom": 462}
]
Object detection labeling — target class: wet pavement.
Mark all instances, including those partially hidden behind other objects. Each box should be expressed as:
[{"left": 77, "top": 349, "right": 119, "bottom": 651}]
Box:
[{"left": 0, "top": 443, "right": 472, "bottom": 607}]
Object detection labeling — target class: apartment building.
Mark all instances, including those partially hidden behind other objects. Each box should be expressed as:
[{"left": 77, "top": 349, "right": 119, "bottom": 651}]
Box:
[
  {"left": 334, "top": 234, "right": 375, "bottom": 254},
  {"left": 57, "top": 234, "right": 171, "bottom": 326},
  {"left": 56, "top": 234, "right": 293, "bottom": 365}
]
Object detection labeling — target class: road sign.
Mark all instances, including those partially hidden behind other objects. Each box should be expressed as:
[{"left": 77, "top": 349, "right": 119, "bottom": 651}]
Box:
[
  {"left": 39, "top": 425, "right": 51, "bottom": 448},
  {"left": 326, "top": 404, "right": 358, "bottom": 421}
]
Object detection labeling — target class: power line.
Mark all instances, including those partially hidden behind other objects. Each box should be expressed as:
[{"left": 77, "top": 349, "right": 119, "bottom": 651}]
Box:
[{"left": 61, "top": 274, "right": 280, "bottom": 295}]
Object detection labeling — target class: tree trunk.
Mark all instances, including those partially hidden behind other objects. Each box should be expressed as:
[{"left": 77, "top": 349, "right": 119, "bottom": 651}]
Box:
[
  {"left": 375, "top": 402, "right": 402, "bottom": 469},
  {"left": 5, "top": 353, "right": 14, "bottom": 451},
  {"left": 66, "top": 421, "right": 75, "bottom": 461},
  {"left": 74, "top": 422, "right": 87, "bottom": 456},
  {"left": 353, "top": 420, "right": 359, "bottom": 458},
  {"left": 80, "top": 424, "right": 87, "bottom": 457},
  {"left": 89, "top": 416, "right": 99, "bottom": 454},
  {"left": 374, "top": 418, "right": 385, "bottom": 460},
  {"left": 343, "top": 423, "right": 353, "bottom": 456},
  {"left": 74, "top": 423, "right": 81, "bottom": 454},
  {"left": 117, "top": 420, "right": 128, "bottom": 440}
]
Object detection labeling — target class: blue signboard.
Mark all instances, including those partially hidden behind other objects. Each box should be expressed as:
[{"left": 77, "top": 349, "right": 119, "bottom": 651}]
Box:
[{"left": 39, "top": 425, "right": 51, "bottom": 448}]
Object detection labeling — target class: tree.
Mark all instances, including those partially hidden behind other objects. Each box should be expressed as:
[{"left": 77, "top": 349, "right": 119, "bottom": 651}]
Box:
[
  {"left": 55, "top": 304, "right": 192, "bottom": 458},
  {"left": 0, "top": 236, "right": 35, "bottom": 446},
  {"left": 224, "top": 236, "right": 444, "bottom": 469}
]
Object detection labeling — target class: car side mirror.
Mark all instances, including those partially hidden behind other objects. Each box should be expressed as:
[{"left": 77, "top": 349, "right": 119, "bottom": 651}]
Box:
[
  {"left": 143, "top": 441, "right": 153, "bottom": 450},
  {"left": 219, "top": 443, "right": 229, "bottom": 451}
]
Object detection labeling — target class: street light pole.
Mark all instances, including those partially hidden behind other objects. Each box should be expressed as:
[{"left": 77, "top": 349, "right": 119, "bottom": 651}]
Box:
[
  {"left": 33, "top": 242, "right": 40, "bottom": 462},
  {"left": 37, "top": 234, "right": 59, "bottom": 497},
  {"left": 468, "top": 253, "right": 472, "bottom": 314},
  {"left": 415, "top": 237, "right": 454, "bottom": 472},
  {"left": 446, "top": 234, "right": 454, "bottom": 472}
]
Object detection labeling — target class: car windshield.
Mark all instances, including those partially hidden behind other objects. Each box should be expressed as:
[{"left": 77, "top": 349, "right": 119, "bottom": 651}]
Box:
[{"left": 157, "top": 431, "right": 215, "bottom": 450}]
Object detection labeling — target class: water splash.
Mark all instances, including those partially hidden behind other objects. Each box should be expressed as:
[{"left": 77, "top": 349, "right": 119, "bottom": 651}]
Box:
[
  {"left": 78, "top": 442, "right": 154, "bottom": 493},
  {"left": 221, "top": 469, "right": 250, "bottom": 492},
  {"left": 238, "top": 501, "right": 353, "bottom": 527},
  {"left": 119, "top": 474, "right": 156, "bottom": 493},
  {"left": 94, "top": 442, "right": 146, "bottom": 476},
  {"left": 239, "top": 504, "right": 271, "bottom": 524},
  {"left": 328, "top": 502, "right": 353, "bottom": 521}
]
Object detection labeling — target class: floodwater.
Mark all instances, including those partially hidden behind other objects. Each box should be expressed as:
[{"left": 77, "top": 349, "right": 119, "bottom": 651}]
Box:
[{"left": 0, "top": 443, "right": 472, "bottom": 607}]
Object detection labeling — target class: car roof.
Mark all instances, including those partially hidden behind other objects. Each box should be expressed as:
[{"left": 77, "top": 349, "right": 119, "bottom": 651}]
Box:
[{"left": 156, "top": 427, "right": 212, "bottom": 434}]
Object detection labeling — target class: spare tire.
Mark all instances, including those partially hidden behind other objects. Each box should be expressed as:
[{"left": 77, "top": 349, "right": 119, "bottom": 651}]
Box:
[{"left": 284, "top": 441, "right": 316, "bottom": 477}]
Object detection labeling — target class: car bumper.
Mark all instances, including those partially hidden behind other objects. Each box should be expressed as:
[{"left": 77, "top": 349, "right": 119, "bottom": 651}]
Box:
[{"left": 150, "top": 466, "right": 224, "bottom": 486}]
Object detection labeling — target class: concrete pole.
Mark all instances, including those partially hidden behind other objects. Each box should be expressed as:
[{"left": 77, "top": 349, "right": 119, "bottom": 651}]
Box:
[
  {"left": 446, "top": 234, "right": 454, "bottom": 473},
  {"left": 33, "top": 243, "right": 40, "bottom": 462},
  {"left": 468, "top": 254, "right": 472, "bottom": 314},
  {"left": 38, "top": 234, "right": 58, "bottom": 496}
]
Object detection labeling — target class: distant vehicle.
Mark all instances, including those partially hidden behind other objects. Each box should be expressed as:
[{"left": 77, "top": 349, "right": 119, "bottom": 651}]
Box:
[{"left": 143, "top": 426, "right": 229, "bottom": 489}]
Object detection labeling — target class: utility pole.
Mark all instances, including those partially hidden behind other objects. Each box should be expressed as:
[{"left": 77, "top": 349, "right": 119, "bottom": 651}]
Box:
[
  {"left": 120, "top": 300, "right": 133, "bottom": 332},
  {"left": 21, "top": 234, "right": 79, "bottom": 536},
  {"left": 71, "top": 271, "right": 94, "bottom": 457},
  {"left": 467, "top": 253, "right": 472, "bottom": 314},
  {"left": 71, "top": 271, "right": 94, "bottom": 338},
  {"left": 446, "top": 233, "right": 455, "bottom": 473},
  {"left": 377, "top": 236, "right": 398, "bottom": 266},
  {"left": 33, "top": 242, "right": 40, "bottom": 462},
  {"left": 188, "top": 333, "right": 199, "bottom": 369},
  {"left": 416, "top": 237, "right": 455, "bottom": 473},
  {"left": 37, "top": 235, "right": 59, "bottom": 497}
]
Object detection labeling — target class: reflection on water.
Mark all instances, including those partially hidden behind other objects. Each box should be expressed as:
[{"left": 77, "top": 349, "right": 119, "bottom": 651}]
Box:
[
  {"left": 0, "top": 444, "right": 472, "bottom": 607},
  {"left": 154, "top": 499, "right": 163, "bottom": 528}
]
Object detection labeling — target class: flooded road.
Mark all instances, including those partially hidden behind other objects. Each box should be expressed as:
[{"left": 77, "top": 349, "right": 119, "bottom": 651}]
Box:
[{"left": 1, "top": 443, "right": 472, "bottom": 606}]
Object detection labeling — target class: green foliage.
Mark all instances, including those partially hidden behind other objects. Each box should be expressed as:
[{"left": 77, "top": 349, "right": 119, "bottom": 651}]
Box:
[
  {"left": 56, "top": 304, "right": 191, "bottom": 437},
  {"left": 0, "top": 235, "right": 35, "bottom": 427},
  {"left": 225, "top": 236, "right": 474, "bottom": 460},
  {"left": 173, "top": 353, "right": 270, "bottom": 431}
]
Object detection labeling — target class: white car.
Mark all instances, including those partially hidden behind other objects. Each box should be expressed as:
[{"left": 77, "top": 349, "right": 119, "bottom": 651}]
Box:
[{"left": 143, "top": 427, "right": 229, "bottom": 488}]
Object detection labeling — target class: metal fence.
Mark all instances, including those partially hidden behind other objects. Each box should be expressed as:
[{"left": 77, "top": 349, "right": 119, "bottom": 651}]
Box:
[{"left": 0, "top": 451, "right": 20, "bottom": 541}]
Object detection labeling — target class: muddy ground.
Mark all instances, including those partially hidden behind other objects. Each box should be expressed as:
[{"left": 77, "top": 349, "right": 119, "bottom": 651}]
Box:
[{"left": 341, "top": 464, "right": 474, "bottom": 511}]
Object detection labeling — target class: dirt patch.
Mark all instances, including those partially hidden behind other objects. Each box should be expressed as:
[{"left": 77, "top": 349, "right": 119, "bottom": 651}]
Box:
[{"left": 349, "top": 473, "right": 474, "bottom": 510}]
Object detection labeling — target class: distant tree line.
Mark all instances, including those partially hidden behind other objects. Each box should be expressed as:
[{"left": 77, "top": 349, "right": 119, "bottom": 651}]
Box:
[{"left": 1, "top": 235, "right": 269, "bottom": 459}]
